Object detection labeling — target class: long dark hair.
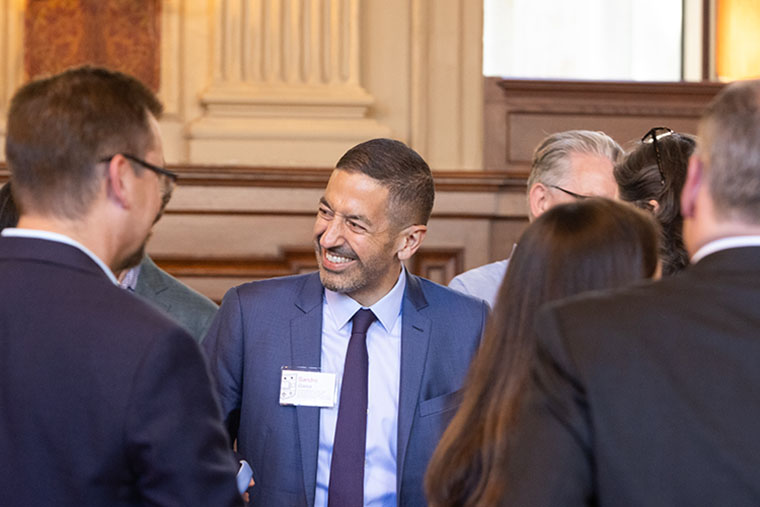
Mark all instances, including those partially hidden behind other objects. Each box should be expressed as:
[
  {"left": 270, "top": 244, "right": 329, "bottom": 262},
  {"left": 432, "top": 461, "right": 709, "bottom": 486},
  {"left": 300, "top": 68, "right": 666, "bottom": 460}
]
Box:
[
  {"left": 615, "top": 132, "right": 695, "bottom": 276},
  {"left": 426, "top": 198, "right": 659, "bottom": 507}
]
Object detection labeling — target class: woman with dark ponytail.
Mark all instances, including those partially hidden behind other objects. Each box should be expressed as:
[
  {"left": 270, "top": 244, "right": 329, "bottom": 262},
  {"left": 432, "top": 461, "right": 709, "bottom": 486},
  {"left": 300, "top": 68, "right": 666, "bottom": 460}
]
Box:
[{"left": 615, "top": 128, "right": 696, "bottom": 276}]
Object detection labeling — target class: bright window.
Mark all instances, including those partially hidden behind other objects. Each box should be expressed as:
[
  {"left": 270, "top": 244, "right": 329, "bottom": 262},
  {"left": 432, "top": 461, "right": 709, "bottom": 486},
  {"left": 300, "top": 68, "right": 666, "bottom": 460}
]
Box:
[{"left": 483, "top": 0, "right": 684, "bottom": 81}]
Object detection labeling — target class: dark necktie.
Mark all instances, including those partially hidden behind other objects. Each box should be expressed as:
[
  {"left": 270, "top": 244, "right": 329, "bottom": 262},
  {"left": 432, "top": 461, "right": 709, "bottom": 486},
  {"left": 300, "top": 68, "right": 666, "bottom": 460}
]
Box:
[{"left": 328, "top": 308, "right": 377, "bottom": 507}]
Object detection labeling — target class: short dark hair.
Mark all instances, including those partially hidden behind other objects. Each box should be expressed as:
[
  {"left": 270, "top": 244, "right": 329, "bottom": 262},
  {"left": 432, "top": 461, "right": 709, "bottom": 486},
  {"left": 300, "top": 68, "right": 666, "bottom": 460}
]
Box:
[
  {"left": 5, "top": 66, "right": 163, "bottom": 219},
  {"left": 615, "top": 133, "right": 695, "bottom": 276},
  {"left": 0, "top": 182, "right": 19, "bottom": 230},
  {"left": 336, "top": 138, "right": 435, "bottom": 226},
  {"left": 699, "top": 79, "right": 760, "bottom": 223}
]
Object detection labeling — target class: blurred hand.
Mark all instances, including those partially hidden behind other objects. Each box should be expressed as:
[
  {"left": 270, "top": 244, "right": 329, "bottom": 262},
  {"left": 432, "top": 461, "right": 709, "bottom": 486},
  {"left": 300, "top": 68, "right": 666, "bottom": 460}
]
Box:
[{"left": 242, "top": 477, "right": 255, "bottom": 503}]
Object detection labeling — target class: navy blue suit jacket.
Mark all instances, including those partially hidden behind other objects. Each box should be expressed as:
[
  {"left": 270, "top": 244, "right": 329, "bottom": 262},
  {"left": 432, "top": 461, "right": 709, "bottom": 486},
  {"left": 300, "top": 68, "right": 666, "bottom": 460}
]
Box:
[
  {"left": 203, "top": 270, "right": 488, "bottom": 506},
  {"left": 0, "top": 237, "right": 242, "bottom": 507}
]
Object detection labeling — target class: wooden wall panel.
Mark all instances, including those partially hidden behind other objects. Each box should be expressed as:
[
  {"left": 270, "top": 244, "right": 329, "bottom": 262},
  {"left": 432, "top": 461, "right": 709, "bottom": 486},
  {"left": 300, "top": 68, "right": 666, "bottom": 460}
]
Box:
[
  {"left": 0, "top": 164, "right": 526, "bottom": 301},
  {"left": 484, "top": 77, "right": 725, "bottom": 176},
  {"left": 155, "top": 247, "right": 464, "bottom": 303}
]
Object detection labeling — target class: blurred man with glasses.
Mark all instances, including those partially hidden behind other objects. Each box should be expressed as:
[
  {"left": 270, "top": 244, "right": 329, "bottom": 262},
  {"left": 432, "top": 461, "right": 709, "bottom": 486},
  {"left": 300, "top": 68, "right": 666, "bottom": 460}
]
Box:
[
  {"left": 0, "top": 66, "right": 242, "bottom": 506},
  {"left": 449, "top": 129, "right": 622, "bottom": 307},
  {"left": 102, "top": 156, "right": 219, "bottom": 343}
]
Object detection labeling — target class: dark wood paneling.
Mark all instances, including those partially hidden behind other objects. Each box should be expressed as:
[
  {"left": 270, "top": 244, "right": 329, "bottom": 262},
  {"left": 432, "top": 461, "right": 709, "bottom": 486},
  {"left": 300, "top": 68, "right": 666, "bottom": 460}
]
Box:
[
  {"left": 484, "top": 77, "right": 725, "bottom": 176},
  {"left": 0, "top": 165, "right": 525, "bottom": 192},
  {"left": 154, "top": 247, "right": 463, "bottom": 289},
  {"left": 409, "top": 248, "right": 463, "bottom": 285}
]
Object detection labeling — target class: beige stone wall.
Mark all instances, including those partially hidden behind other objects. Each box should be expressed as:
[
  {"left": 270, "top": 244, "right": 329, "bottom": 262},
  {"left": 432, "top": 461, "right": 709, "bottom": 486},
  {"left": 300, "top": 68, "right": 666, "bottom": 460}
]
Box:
[
  {"left": 0, "top": 0, "right": 485, "bottom": 171},
  {"left": 0, "top": 2, "right": 722, "bottom": 301},
  {"left": 0, "top": 1, "right": 527, "bottom": 301},
  {"left": 0, "top": 0, "right": 24, "bottom": 146}
]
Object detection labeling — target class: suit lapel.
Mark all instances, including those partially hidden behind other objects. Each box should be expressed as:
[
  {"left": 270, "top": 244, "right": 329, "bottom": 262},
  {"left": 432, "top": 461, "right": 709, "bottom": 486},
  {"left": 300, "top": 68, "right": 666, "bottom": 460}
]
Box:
[
  {"left": 134, "top": 257, "right": 171, "bottom": 312},
  {"left": 396, "top": 273, "right": 431, "bottom": 490},
  {"left": 291, "top": 273, "right": 324, "bottom": 507}
]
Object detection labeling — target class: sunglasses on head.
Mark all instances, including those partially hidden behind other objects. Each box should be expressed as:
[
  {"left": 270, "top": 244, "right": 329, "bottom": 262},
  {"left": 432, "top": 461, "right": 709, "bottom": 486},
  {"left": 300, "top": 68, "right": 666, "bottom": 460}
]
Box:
[{"left": 641, "top": 127, "right": 674, "bottom": 186}]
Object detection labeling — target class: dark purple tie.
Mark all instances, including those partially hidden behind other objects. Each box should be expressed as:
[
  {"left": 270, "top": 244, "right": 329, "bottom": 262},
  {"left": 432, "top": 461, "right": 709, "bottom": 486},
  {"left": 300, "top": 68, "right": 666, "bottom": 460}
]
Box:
[{"left": 328, "top": 308, "right": 377, "bottom": 507}]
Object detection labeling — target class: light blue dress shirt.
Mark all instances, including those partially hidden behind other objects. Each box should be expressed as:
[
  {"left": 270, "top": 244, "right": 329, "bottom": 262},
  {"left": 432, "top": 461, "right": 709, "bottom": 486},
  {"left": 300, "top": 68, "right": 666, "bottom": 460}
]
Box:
[
  {"left": 314, "top": 269, "right": 405, "bottom": 507},
  {"left": 447, "top": 244, "right": 517, "bottom": 308},
  {"left": 448, "top": 258, "right": 509, "bottom": 308},
  {"left": 119, "top": 263, "right": 142, "bottom": 291}
]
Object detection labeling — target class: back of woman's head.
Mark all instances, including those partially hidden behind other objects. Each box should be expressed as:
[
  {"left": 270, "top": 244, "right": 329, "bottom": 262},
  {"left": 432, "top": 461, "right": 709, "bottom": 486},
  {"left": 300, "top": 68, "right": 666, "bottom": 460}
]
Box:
[
  {"left": 506, "top": 197, "right": 660, "bottom": 307},
  {"left": 426, "top": 198, "right": 658, "bottom": 507},
  {"left": 615, "top": 132, "right": 695, "bottom": 275},
  {"left": 488, "top": 198, "right": 659, "bottom": 408}
]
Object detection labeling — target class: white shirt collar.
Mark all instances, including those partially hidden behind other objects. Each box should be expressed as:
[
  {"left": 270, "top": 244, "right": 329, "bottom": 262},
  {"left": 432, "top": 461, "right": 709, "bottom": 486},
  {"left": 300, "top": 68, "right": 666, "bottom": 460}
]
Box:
[
  {"left": 691, "top": 235, "right": 760, "bottom": 264},
  {"left": 324, "top": 267, "right": 406, "bottom": 333},
  {"left": 1, "top": 227, "right": 119, "bottom": 284}
]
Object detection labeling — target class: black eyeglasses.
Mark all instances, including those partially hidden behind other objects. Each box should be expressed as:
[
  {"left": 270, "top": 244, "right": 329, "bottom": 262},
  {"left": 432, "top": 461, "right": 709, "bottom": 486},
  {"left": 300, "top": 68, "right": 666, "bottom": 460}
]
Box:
[
  {"left": 547, "top": 185, "right": 592, "bottom": 200},
  {"left": 641, "top": 127, "right": 673, "bottom": 186},
  {"left": 100, "top": 153, "right": 178, "bottom": 182}
]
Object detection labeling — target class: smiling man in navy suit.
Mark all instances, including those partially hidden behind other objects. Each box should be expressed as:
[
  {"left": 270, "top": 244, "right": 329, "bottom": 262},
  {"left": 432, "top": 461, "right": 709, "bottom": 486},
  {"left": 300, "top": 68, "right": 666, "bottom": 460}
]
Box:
[
  {"left": 0, "top": 66, "right": 242, "bottom": 507},
  {"left": 203, "top": 138, "right": 488, "bottom": 506}
]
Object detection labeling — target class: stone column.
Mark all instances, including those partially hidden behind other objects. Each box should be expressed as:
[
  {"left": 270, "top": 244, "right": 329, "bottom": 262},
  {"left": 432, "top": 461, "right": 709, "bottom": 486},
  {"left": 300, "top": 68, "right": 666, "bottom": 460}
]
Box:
[
  {"left": 0, "top": 0, "right": 25, "bottom": 160},
  {"left": 188, "top": 0, "right": 389, "bottom": 166}
]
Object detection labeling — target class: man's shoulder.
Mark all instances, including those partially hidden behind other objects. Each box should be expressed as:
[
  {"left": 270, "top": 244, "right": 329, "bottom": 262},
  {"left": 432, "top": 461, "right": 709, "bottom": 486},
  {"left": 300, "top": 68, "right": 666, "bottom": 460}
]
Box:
[
  {"left": 551, "top": 272, "right": 691, "bottom": 318},
  {"left": 415, "top": 273, "right": 484, "bottom": 301},
  {"left": 409, "top": 273, "right": 489, "bottom": 317},
  {"left": 236, "top": 271, "right": 319, "bottom": 291},
  {"left": 545, "top": 278, "right": 658, "bottom": 321},
  {"left": 228, "top": 271, "right": 322, "bottom": 307},
  {"left": 138, "top": 257, "right": 217, "bottom": 313},
  {"left": 447, "top": 258, "right": 510, "bottom": 306},
  {"left": 536, "top": 276, "right": 688, "bottom": 355},
  {"left": 5, "top": 254, "right": 194, "bottom": 348},
  {"left": 451, "top": 258, "right": 510, "bottom": 285}
]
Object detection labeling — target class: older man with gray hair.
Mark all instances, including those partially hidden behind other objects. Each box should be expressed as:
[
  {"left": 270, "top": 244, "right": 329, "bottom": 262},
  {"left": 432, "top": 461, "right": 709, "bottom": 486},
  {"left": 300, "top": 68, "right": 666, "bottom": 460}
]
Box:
[{"left": 449, "top": 129, "right": 622, "bottom": 307}]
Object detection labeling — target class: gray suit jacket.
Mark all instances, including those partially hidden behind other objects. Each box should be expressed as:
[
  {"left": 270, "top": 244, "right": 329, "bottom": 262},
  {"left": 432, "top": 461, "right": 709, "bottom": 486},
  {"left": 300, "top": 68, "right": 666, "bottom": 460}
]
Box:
[
  {"left": 134, "top": 256, "right": 218, "bottom": 343},
  {"left": 203, "top": 270, "right": 488, "bottom": 506}
]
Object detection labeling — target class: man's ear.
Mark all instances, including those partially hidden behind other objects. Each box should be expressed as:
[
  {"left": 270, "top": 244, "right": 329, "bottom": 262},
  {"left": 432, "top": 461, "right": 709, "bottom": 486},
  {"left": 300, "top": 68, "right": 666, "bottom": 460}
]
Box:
[
  {"left": 395, "top": 225, "right": 427, "bottom": 261},
  {"left": 681, "top": 154, "right": 703, "bottom": 219},
  {"left": 528, "top": 182, "right": 550, "bottom": 219},
  {"left": 104, "top": 154, "right": 132, "bottom": 209}
]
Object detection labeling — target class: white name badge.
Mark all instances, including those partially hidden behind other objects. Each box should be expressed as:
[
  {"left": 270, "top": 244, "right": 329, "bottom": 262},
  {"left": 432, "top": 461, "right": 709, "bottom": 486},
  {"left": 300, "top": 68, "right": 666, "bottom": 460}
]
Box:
[{"left": 279, "top": 367, "right": 337, "bottom": 408}]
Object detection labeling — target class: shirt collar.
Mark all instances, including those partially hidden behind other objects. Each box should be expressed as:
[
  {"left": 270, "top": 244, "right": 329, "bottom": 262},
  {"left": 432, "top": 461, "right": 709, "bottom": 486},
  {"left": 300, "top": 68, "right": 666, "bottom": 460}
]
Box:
[
  {"left": 120, "top": 264, "right": 142, "bottom": 291},
  {"left": 691, "top": 235, "right": 760, "bottom": 264},
  {"left": 324, "top": 267, "right": 406, "bottom": 333},
  {"left": 1, "top": 227, "right": 119, "bottom": 284}
]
